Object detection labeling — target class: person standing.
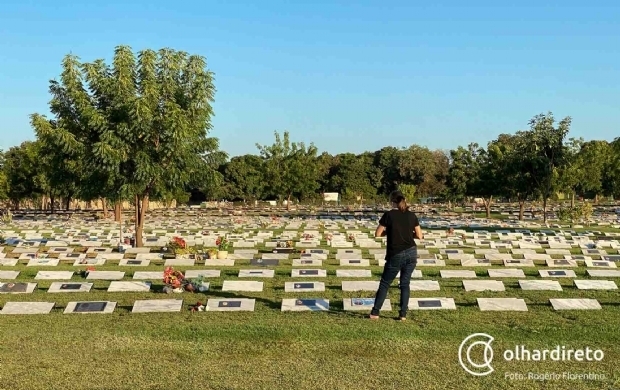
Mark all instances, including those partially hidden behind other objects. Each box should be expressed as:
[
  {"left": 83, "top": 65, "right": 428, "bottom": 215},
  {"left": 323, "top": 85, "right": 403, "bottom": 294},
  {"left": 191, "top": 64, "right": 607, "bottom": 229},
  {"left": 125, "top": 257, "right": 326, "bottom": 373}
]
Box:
[{"left": 370, "top": 190, "right": 423, "bottom": 321}]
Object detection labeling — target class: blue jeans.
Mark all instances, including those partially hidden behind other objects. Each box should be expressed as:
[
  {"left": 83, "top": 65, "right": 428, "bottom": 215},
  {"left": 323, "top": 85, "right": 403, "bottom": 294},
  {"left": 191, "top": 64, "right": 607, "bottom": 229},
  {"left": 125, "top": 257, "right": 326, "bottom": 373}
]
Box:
[{"left": 371, "top": 247, "right": 417, "bottom": 317}]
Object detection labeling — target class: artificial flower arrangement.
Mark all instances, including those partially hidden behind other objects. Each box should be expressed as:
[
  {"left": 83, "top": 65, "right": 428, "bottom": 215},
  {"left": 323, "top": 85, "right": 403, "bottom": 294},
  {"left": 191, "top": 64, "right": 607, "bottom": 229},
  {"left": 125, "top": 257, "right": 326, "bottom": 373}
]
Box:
[
  {"left": 347, "top": 233, "right": 355, "bottom": 242},
  {"left": 162, "top": 267, "right": 205, "bottom": 293},
  {"left": 206, "top": 247, "right": 218, "bottom": 259},
  {"left": 302, "top": 233, "right": 314, "bottom": 240},
  {"left": 277, "top": 240, "right": 294, "bottom": 248},
  {"left": 325, "top": 233, "right": 333, "bottom": 242},
  {"left": 216, "top": 236, "right": 230, "bottom": 251}
]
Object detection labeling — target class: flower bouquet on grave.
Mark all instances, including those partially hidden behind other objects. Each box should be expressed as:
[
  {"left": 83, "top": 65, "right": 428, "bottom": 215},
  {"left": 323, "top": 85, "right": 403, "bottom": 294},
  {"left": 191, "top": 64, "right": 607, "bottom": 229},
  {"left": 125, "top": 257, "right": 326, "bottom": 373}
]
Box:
[
  {"left": 216, "top": 236, "right": 230, "bottom": 251},
  {"left": 166, "top": 237, "right": 186, "bottom": 255},
  {"left": 302, "top": 233, "right": 314, "bottom": 240},
  {"left": 190, "top": 301, "right": 205, "bottom": 312},
  {"left": 277, "top": 241, "right": 287, "bottom": 248},
  {"left": 216, "top": 236, "right": 230, "bottom": 259},
  {"left": 347, "top": 234, "right": 355, "bottom": 242},
  {"left": 286, "top": 240, "right": 293, "bottom": 248},
  {"left": 206, "top": 247, "right": 218, "bottom": 259},
  {"left": 325, "top": 233, "right": 333, "bottom": 242},
  {"left": 163, "top": 266, "right": 185, "bottom": 293}
]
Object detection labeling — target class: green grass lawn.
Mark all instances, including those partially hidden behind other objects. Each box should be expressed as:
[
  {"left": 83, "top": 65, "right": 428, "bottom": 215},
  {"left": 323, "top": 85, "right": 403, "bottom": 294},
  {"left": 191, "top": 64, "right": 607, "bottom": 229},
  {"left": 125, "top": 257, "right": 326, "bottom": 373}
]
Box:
[{"left": 1, "top": 225, "right": 620, "bottom": 389}]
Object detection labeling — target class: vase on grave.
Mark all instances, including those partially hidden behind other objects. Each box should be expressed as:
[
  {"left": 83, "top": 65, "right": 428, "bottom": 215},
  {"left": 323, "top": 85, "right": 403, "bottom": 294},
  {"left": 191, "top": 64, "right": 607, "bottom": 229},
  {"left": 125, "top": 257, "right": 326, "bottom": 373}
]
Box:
[{"left": 217, "top": 250, "right": 228, "bottom": 259}]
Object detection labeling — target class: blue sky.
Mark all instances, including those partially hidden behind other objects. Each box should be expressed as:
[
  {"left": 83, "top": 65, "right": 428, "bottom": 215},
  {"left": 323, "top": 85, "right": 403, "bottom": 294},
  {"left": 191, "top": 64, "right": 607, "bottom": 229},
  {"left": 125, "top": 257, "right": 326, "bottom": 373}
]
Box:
[{"left": 0, "top": 0, "right": 618, "bottom": 157}]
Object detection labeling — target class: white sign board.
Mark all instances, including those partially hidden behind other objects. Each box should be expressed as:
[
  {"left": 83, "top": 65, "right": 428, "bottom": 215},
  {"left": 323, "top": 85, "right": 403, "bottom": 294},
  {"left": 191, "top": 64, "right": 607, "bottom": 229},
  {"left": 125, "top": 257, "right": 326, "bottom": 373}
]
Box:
[{"left": 323, "top": 193, "right": 339, "bottom": 202}]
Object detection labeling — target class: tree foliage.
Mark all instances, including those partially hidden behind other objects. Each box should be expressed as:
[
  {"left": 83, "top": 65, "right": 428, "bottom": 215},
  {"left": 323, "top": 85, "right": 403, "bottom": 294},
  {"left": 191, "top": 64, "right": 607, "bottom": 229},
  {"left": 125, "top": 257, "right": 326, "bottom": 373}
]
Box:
[{"left": 30, "top": 45, "right": 222, "bottom": 245}]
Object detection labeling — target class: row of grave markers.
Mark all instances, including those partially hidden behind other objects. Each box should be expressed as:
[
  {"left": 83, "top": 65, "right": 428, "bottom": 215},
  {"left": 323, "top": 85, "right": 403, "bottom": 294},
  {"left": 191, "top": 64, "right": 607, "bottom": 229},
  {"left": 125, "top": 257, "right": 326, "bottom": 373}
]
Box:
[
  {"left": 0, "top": 297, "right": 604, "bottom": 315},
  {"left": 1, "top": 278, "right": 617, "bottom": 294}
]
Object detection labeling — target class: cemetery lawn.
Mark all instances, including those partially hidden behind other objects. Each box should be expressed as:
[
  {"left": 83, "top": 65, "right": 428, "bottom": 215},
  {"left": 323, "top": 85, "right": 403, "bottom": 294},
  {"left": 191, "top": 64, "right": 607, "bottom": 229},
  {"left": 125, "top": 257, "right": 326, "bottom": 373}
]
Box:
[{"left": 2, "top": 282, "right": 620, "bottom": 390}]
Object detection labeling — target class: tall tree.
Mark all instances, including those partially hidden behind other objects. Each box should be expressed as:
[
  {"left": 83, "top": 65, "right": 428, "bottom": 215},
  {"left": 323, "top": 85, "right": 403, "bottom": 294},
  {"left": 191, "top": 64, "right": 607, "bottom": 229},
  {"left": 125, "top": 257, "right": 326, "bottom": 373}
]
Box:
[
  {"left": 256, "top": 131, "right": 319, "bottom": 208},
  {"left": 520, "top": 112, "right": 571, "bottom": 223},
  {"left": 603, "top": 138, "right": 620, "bottom": 199},
  {"left": 329, "top": 153, "right": 377, "bottom": 203},
  {"left": 374, "top": 146, "right": 404, "bottom": 195},
  {"left": 222, "top": 155, "right": 265, "bottom": 201},
  {"left": 32, "top": 46, "right": 222, "bottom": 246},
  {"left": 3, "top": 141, "right": 46, "bottom": 210},
  {"left": 444, "top": 144, "right": 479, "bottom": 206},
  {"left": 499, "top": 133, "right": 536, "bottom": 220}
]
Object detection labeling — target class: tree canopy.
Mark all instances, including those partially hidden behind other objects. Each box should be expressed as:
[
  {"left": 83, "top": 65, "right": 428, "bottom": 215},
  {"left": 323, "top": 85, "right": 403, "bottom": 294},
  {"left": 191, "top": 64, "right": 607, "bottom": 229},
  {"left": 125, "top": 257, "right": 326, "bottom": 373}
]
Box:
[{"left": 1, "top": 45, "right": 618, "bottom": 245}]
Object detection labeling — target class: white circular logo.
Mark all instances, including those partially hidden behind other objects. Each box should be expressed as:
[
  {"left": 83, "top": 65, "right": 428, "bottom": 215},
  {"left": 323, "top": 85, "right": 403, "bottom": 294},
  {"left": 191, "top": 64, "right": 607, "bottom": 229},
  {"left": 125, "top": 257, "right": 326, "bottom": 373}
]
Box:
[{"left": 458, "top": 333, "right": 495, "bottom": 376}]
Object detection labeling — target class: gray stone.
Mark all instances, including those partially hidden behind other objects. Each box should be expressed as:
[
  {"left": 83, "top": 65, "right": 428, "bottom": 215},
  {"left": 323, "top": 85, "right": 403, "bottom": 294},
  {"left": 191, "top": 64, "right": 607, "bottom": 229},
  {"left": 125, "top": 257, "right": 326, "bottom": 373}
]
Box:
[
  {"left": 440, "top": 270, "right": 477, "bottom": 278},
  {"left": 26, "top": 258, "right": 60, "bottom": 267},
  {"left": 586, "top": 269, "right": 620, "bottom": 278},
  {"left": 86, "top": 271, "right": 125, "bottom": 280},
  {"left": 416, "top": 259, "right": 446, "bottom": 267},
  {"left": 477, "top": 298, "right": 528, "bottom": 311},
  {"left": 549, "top": 299, "right": 602, "bottom": 310},
  {"left": 408, "top": 298, "right": 456, "bottom": 310},
  {"left": 206, "top": 299, "right": 255, "bottom": 311},
  {"left": 0, "top": 271, "right": 20, "bottom": 279},
  {"left": 48, "top": 282, "right": 93, "bottom": 293},
  {"left": 281, "top": 298, "right": 329, "bottom": 311},
  {"left": 463, "top": 280, "right": 505, "bottom": 292},
  {"left": 108, "top": 281, "right": 151, "bottom": 292},
  {"left": 0, "top": 282, "right": 37, "bottom": 294},
  {"left": 503, "top": 259, "right": 535, "bottom": 267},
  {"left": 339, "top": 259, "right": 370, "bottom": 267},
  {"left": 487, "top": 269, "right": 525, "bottom": 278},
  {"left": 1, "top": 301, "right": 55, "bottom": 315},
  {"left": 64, "top": 301, "right": 116, "bottom": 314},
  {"left": 222, "top": 281, "right": 264, "bottom": 292},
  {"left": 203, "top": 259, "right": 235, "bottom": 266},
  {"left": 585, "top": 260, "right": 616, "bottom": 268},
  {"left": 539, "top": 270, "right": 576, "bottom": 278},
  {"left": 410, "top": 280, "right": 441, "bottom": 291},
  {"left": 292, "top": 259, "right": 323, "bottom": 267},
  {"left": 574, "top": 280, "right": 617, "bottom": 290},
  {"left": 185, "top": 270, "right": 221, "bottom": 278},
  {"left": 164, "top": 258, "right": 196, "bottom": 266},
  {"left": 341, "top": 281, "right": 379, "bottom": 292},
  {"left": 336, "top": 269, "right": 372, "bottom": 278},
  {"left": 292, "top": 269, "right": 327, "bottom": 277},
  {"left": 343, "top": 298, "right": 391, "bottom": 311},
  {"left": 461, "top": 259, "right": 492, "bottom": 267},
  {"left": 238, "top": 269, "right": 275, "bottom": 278},
  {"left": 132, "top": 299, "right": 183, "bottom": 313},
  {"left": 519, "top": 280, "right": 563, "bottom": 291},
  {"left": 35, "top": 271, "right": 74, "bottom": 280},
  {"left": 546, "top": 259, "right": 578, "bottom": 268},
  {"left": 284, "top": 282, "right": 325, "bottom": 292},
  {"left": 133, "top": 271, "right": 164, "bottom": 280}
]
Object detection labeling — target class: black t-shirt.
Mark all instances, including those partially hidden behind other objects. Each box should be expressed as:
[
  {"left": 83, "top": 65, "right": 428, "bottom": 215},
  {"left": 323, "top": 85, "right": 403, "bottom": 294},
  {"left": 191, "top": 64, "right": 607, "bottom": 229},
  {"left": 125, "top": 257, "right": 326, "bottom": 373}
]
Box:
[{"left": 379, "top": 209, "right": 420, "bottom": 259}]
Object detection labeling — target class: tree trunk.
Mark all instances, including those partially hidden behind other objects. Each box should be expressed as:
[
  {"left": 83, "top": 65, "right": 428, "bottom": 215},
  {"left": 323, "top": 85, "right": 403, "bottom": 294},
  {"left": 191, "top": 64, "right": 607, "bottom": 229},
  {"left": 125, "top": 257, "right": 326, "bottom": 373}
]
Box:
[
  {"left": 114, "top": 202, "right": 121, "bottom": 222},
  {"left": 519, "top": 200, "right": 525, "bottom": 221},
  {"left": 571, "top": 192, "right": 575, "bottom": 208},
  {"left": 65, "top": 197, "right": 71, "bottom": 211},
  {"left": 287, "top": 194, "right": 291, "bottom": 210},
  {"left": 50, "top": 195, "right": 55, "bottom": 214},
  {"left": 594, "top": 194, "right": 599, "bottom": 204},
  {"left": 483, "top": 196, "right": 493, "bottom": 219},
  {"left": 102, "top": 198, "right": 108, "bottom": 216},
  {"left": 134, "top": 194, "right": 148, "bottom": 247},
  {"left": 543, "top": 197, "right": 548, "bottom": 224}
]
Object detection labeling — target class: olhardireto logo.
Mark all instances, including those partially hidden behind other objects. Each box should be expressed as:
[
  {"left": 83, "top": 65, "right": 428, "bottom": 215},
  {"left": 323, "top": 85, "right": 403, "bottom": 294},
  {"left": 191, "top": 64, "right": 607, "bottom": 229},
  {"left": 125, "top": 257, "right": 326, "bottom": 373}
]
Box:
[{"left": 458, "top": 333, "right": 604, "bottom": 377}]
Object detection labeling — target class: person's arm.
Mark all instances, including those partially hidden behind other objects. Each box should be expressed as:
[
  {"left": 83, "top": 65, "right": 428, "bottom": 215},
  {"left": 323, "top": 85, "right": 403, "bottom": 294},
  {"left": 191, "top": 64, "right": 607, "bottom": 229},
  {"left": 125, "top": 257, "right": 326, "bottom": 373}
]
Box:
[
  {"left": 375, "top": 212, "right": 388, "bottom": 238},
  {"left": 375, "top": 225, "right": 386, "bottom": 237},
  {"left": 412, "top": 213, "right": 423, "bottom": 240},
  {"left": 414, "top": 225, "right": 424, "bottom": 240}
]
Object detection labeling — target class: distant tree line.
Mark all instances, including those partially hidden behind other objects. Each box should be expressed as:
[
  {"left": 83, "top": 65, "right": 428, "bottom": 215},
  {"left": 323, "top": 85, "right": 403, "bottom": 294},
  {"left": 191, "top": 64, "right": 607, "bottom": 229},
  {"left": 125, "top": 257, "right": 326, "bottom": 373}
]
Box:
[{"left": 1, "top": 46, "right": 619, "bottom": 247}]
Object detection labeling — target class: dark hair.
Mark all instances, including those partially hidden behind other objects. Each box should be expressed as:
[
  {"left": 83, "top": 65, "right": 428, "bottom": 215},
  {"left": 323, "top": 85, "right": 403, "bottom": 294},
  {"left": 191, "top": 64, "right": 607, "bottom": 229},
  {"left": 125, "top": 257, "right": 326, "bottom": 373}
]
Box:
[{"left": 390, "top": 190, "right": 408, "bottom": 212}]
